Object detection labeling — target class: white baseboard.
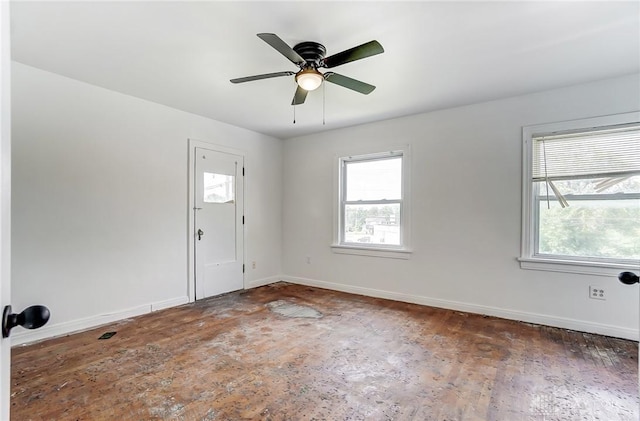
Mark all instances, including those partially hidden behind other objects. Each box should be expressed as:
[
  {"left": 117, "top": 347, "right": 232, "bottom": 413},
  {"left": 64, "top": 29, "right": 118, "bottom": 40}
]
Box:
[
  {"left": 246, "top": 275, "right": 283, "bottom": 289},
  {"left": 11, "top": 295, "right": 190, "bottom": 347},
  {"left": 151, "top": 296, "right": 189, "bottom": 312},
  {"left": 283, "top": 276, "right": 639, "bottom": 341}
]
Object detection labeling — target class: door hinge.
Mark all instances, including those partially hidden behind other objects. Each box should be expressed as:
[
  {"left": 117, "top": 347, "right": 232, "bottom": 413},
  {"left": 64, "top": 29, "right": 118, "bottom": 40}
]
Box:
[
  {"left": 243, "top": 264, "right": 245, "bottom": 273},
  {"left": 242, "top": 215, "right": 245, "bottom": 224}
]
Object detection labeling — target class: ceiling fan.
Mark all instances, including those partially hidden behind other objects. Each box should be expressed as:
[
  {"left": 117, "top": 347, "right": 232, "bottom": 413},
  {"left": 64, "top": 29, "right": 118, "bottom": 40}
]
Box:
[{"left": 230, "top": 33, "right": 384, "bottom": 105}]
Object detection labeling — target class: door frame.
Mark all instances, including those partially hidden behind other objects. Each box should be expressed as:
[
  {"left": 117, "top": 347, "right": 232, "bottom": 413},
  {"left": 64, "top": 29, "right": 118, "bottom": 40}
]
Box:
[
  {"left": 0, "top": 1, "right": 11, "bottom": 418},
  {"left": 187, "top": 138, "right": 246, "bottom": 302}
]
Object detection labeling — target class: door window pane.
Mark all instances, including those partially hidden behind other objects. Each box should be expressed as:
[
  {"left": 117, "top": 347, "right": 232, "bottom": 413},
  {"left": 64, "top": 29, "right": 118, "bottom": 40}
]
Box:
[{"left": 204, "top": 172, "right": 234, "bottom": 203}]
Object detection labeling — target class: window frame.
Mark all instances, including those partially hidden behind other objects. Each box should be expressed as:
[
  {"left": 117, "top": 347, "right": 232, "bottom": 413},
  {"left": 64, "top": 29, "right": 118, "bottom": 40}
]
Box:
[
  {"left": 520, "top": 112, "right": 640, "bottom": 276},
  {"left": 332, "top": 148, "right": 412, "bottom": 259}
]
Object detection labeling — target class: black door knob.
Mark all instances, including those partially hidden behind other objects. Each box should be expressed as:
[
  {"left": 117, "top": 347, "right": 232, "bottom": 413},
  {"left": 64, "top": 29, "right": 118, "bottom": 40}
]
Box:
[
  {"left": 618, "top": 271, "right": 639, "bottom": 285},
  {"left": 2, "top": 305, "right": 50, "bottom": 338}
]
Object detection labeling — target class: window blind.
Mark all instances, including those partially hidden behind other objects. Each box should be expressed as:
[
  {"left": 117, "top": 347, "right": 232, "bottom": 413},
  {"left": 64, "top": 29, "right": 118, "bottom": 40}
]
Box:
[{"left": 532, "top": 123, "right": 640, "bottom": 182}]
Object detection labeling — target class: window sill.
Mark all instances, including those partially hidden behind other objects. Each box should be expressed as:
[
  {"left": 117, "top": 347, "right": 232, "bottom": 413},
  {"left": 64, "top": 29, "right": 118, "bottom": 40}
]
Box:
[
  {"left": 331, "top": 244, "right": 412, "bottom": 259},
  {"left": 518, "top": 256, "right": 639, "bottom": 277}
]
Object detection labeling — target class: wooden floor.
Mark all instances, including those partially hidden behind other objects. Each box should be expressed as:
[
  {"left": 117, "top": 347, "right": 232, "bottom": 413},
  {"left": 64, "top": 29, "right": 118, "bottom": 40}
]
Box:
[{"left": 11, "top": 283, "right": 639, "bottom": 420}]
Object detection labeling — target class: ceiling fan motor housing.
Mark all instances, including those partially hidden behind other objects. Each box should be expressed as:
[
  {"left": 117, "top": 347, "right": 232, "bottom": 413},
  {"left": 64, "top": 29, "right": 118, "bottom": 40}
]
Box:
[{"left": 293, "top": 41, "right": 327, "bottom": 67}]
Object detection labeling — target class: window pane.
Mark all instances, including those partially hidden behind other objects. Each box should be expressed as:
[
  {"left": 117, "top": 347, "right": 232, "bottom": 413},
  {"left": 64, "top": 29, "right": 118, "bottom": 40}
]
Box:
[
  {"left": 536, "top": 176, "right": 640, "bottom": 260},
  {"left": 204, "top": 172, "right": 234, "bottom": 203},
  {"left": 343, "top": 204, "right": 401, "bottom": 246},
  {"left": 346, "top": 157, "right": 401, "bottom": 201}
]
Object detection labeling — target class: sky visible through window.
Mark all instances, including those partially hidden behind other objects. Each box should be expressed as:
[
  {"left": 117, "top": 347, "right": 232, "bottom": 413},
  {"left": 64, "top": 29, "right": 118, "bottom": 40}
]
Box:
[{"left": 346, "top": 157, "right": 401, "bottom": 201}]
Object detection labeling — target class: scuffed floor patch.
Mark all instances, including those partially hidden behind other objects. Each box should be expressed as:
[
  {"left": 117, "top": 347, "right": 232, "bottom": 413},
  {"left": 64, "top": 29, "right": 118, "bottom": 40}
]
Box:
[{"left": 266, "top": 300, "right": 323, "bottom": 319}]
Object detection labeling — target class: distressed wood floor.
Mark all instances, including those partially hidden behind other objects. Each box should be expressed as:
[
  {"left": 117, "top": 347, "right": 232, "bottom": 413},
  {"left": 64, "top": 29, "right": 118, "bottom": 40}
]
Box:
[{"left": 11, "top": 283, "right": 639, "bottom": 420}]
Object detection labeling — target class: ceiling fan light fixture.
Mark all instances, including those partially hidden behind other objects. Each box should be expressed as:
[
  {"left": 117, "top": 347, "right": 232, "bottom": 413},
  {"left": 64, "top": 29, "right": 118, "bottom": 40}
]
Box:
[{"left": 296, "top": 69, "right": 323, "bottom": 91}]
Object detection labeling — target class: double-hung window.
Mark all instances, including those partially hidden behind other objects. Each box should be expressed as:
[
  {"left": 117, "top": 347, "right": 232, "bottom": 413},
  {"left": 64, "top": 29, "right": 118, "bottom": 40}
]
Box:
[
  {"left": 521, "top": 113, "right": 640, "bottom": 275},
  {"left": 333, "top": 150, "right": 411, "bottom": 259}
]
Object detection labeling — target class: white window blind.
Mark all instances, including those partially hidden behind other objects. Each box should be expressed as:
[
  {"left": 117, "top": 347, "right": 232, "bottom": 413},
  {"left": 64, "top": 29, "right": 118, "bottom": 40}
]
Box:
[
  {"left": 532, "top": 123, "right": 640, "bottom": 182},
  {"left": 532, "top": 123, "right": 640, "bottom": 208}
]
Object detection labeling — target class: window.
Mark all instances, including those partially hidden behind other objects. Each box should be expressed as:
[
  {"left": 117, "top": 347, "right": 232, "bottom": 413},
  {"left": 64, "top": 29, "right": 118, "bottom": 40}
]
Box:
[
  {"left": 521, "top": 113, "right": 640, "bottom": 275},
  {"left": 333, "top": 150, "right": 411, "bottom": 259}
]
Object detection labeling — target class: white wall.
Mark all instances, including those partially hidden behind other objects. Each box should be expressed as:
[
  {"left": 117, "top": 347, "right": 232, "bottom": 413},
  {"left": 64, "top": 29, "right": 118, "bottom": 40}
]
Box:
[
  {"left": 10, "top": 61, "right": 639, "bottom": 344},
  {"left": 11, "top": 62, "right": 283, "bottom": 344},
  {"left": 282, "top": 73, "right": 640, "bottom": 340}
]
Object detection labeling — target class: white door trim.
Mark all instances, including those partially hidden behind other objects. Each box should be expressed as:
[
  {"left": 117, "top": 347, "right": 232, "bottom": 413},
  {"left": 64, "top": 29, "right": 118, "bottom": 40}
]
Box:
[
  {"left": 187, "top": 138, "right": 246, "bottom": 302},
  {"left": 0, "top": 2, "right": 11, "bottom": 418}
]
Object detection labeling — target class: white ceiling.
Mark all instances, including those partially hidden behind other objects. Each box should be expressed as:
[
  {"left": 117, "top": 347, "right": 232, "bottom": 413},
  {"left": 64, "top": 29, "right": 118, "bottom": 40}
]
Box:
[{"left": 10, "top": 1, "right": 640, "bottom": 140}]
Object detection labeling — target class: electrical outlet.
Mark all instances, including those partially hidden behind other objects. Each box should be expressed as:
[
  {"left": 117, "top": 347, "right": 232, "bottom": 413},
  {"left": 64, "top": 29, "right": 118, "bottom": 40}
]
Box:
[
  {"left": 589, "top": 286, "right": 606, "bottom": 300},
  {"left": 252, "top": 261, "right": 256, "bottom": 269},
  {"left": 306, "top": 256, "right": 311, "bottom": 264}
]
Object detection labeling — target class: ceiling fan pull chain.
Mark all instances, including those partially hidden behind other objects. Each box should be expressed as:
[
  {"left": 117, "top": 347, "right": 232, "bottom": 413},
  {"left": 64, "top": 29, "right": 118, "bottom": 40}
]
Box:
[{"left": 293, "top": 103, "right": 296, "bottom": 124}]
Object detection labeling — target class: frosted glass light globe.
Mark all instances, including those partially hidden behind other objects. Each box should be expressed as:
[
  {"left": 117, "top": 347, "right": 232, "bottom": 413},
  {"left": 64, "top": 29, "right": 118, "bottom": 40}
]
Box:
[{"left": 296, "top": 69, "right": 323, "bottom": 91}]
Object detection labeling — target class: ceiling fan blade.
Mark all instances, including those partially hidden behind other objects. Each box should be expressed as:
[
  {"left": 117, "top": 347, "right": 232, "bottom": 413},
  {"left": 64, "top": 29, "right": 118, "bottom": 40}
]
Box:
[
  {"left": 257, "top": 33, "right": 305, "bottom": 66},
  {"left": 321, "top": 40, "right": 384, "bottom": 68},
  {"left": 230, "top": 71, "right": 295, "bottom": 84},
  {"left": 291, "top": 86, "right": 308, "bottom": 105},
  {"left": 324, "top": 72, "right": 376, "bottom": 94}
]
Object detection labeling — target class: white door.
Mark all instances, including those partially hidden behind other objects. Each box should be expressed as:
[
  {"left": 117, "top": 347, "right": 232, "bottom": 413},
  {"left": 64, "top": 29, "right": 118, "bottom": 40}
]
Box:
[
  {"left": 0, "top": 2, "right": 11, "bottom": 418},
  {"left": 194, "top": 147, "right": 244, "bottom": 299}
]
